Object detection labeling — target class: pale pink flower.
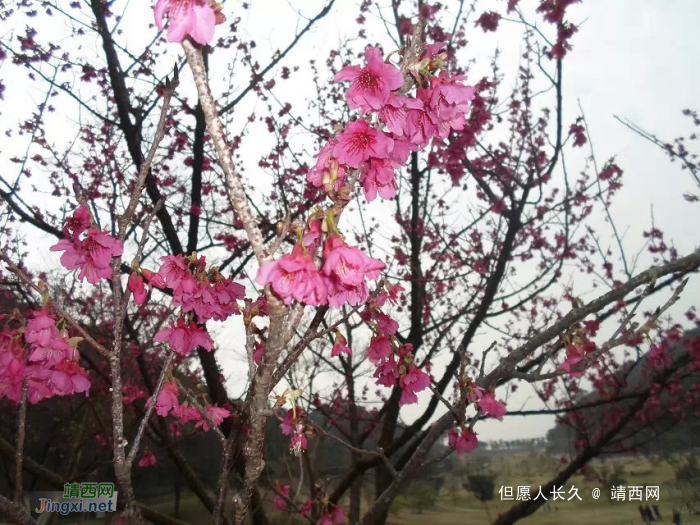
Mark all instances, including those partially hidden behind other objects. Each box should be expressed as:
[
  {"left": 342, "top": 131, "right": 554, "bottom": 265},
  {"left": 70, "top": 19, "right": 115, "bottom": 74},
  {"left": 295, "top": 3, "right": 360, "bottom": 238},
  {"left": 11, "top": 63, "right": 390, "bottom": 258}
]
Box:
[
  {"left": 154, "top": 0, "right": 217, "bottom": 45},
  {"left": 332, "top": 120, "right": 394, "bottom": 169},
  {"left": 335, "top": 46, "right": 404, "bottom": 112},
  {"left": 153, "top": 318, "right": 214, "bottom": 356}
]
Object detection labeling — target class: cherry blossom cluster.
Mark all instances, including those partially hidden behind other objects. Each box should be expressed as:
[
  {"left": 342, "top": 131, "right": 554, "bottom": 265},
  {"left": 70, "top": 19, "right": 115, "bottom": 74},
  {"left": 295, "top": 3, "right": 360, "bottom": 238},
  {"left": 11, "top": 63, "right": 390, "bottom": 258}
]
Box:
[
  {"left": 257, "top": 220, "right": 384, "bottom": 308},
  {"left": 307, "top": 44, "right": 474, "bottom": 202},
  {"left": 50, "top": 205, "right": 123, "bottom": 285},
  {"left": 0, "top": 310, "right": 90, "bottom": 404},
  {"left": 361, "top": 293, "right": 430, "bottom": 406},
  {"left": 146, "top": 378, "right": 230, "bottom": 437},
  {"left": 153, "top": 253, "right": 246, "bottom": 356}
]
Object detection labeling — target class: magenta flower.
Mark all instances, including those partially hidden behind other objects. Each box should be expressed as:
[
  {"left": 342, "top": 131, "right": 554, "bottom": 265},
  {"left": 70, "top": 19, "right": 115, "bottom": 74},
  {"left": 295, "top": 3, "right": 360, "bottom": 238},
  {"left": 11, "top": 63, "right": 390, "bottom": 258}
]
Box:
[
  {"left": 24, "top": 312, "right": 58, "bottom": 347},
  {"left": 477, "top": 392, "right": 507, "bottom": 420},
  {"left": 448, "top": 427, "right": 478, "bottom": 458},
  {"left": 374, "top": 355, "right": 399, "bottom": 387},
  {"left": 399, "top": 364, "right": 430, "bottom": 406},
  {"left": 154, "top": 0, "right": 217, "bottom": 45},
  {"left": 154, "top": 318, "right": 214, "bottom": 356},
  {"left": 196, "top": 404, "right": 230, "bottom": 431},
  {"left": 322, "top": 234, "right": 385, "bottom": 307},
  {"left": 158, "top": 254, "right": 189, "bottom": 289},
  {"left": 306, "top": 140, "right": 347, "bottom": 191},
  {"left": 62, "top": 205, "right": 91, "bottom": 239},
  {"left": 50, "top": 229, "right": 123, "bottom": 284},
  {"left": 332, "top": 119, "right": 394, "bottom": 169},
  {"left": 422, "top": 71, "right": 475, "bottom": 138},
  {"left": 138, "top": 451, "right": 157, "bottom": 467},
  {"left": 335, "top": 46, "right": 404, "bottom": 112},
  {"left": 257, "top": 245, "right": 327, "bottom": 306},
  {"left": 152, "top": 379, "right": 179, "bottom": 417},
  {"left": 253, "top": 341, "right": 265, "bottom": 364},
  {"left": 378, "top": 94, "right": 423, "bottom": 136},
  {"left": 367, "top": 335, "right": 392, "bottom": 364},
  {"left": 128, "top": 273, "right": 148, "bottom": 306},
  {"left": 274, "top": 483, "right": 290, "bottom": 511},
  {"left": 361, "top": 158, "right": 398, "bottom": 201},
  {"left": 331, "top": 332, "right": 352, "bottom": 357}
]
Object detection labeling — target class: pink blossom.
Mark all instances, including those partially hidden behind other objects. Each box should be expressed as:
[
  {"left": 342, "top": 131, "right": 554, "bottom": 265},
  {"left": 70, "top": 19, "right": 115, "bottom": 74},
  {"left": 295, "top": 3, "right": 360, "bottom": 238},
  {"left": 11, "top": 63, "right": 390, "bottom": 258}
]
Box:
[
  {"left": 257, "top": 245, "right": 327, "bottom": 306},
  {"left": 158, "top": 254, "right": 189, "bottom": 289},
  {"left": 378, "top": 94, "right": 423, "bottom": 136},
  {"left": 322, "top": 235, "right": 385, "bottom": 307},
  {"left": 399, "top": 364, "right": 430, "bottom": 406},
  {"left": 196, "top": 404, "right": 230, "bottom": 431},
  {"left": 280, "top": 409, "right": 296, "bottom": 436},
  {"left": 128, "top": 273, "right": 148, "bottom": 306},
  {"left": 152, "top": 379, "right": 179, "bottom": 417},
  {"left": 307, "top": 140, "right": 347, "bottom": 191},
  {"left": 361, "top": 158, "right": 397, "bottom": 201},
  {"left": 153, "top": 318, "right": 214, "bottom": 356},
  {"left": 62, "top": 205, "right": 91, "bottom": 239},
  {"left": 421, "top": 71, "right": 475, "bottom": 138},
  {"left": 274, "top": 483, "right": 290, "bottom": 511},
  {"left": 154, "top": 0, "right": 217, "bottom": 46},
  {"left": 373, "top": 354, "right": 399, "bottom": 387},
  {"left": 50, "top": 229, "right": 122, "bottom": 284},
  {"left": 24, "top": 312, "right": 58, "bottom": 347},
  {"left": 448, "top": 427, "right": 478, "bottom": 457},
  {"left": 172, "top": 402, "right": 202, "bottom": 423},
  {"left": 331, "top": 332, "right": 352, "bottom": 357},
  {"left": 478, "top": 392, "right": 507, "bottom": 420},
  {"left": 333, "top": 120, "right": 394, "bottom": 169},
  {"left": 138, "top": 451, "right": 157, "bottom": 467},
  {"left": 375, "top": 312, "right": 399, "bottom": 336},
  {"left": 141, "top": 268, "right": 167, "bottom": 289},
  {"left": 560, "top": 343, "right": 584, "bottom": 377},
  {"left": 334, "top": 46, "right": 403, "bottom": 112},
  {"left": 367, "top": 335, "right": 392, "bottom": 364}
]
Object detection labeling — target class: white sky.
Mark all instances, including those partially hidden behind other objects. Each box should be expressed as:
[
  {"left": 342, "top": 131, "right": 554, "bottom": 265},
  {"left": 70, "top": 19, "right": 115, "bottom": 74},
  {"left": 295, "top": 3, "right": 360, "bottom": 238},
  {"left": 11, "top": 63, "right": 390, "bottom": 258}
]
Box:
[{"left": 1, "top": 0, "right": 699, "bottom": 441}]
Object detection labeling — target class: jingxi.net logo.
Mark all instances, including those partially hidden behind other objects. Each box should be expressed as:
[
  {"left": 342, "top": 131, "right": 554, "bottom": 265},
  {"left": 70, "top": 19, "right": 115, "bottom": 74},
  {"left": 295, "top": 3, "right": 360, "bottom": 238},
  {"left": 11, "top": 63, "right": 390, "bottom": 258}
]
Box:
[{"left": 31, "top": 483, "right": 118, "bottom": 516}]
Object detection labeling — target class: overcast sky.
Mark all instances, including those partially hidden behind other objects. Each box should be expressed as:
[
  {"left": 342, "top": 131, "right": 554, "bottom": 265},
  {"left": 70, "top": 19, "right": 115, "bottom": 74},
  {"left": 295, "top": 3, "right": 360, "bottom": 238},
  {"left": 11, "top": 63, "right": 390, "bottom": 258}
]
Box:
[{"left": 2, "top": 0, "right": 699, "bottom": 441}]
